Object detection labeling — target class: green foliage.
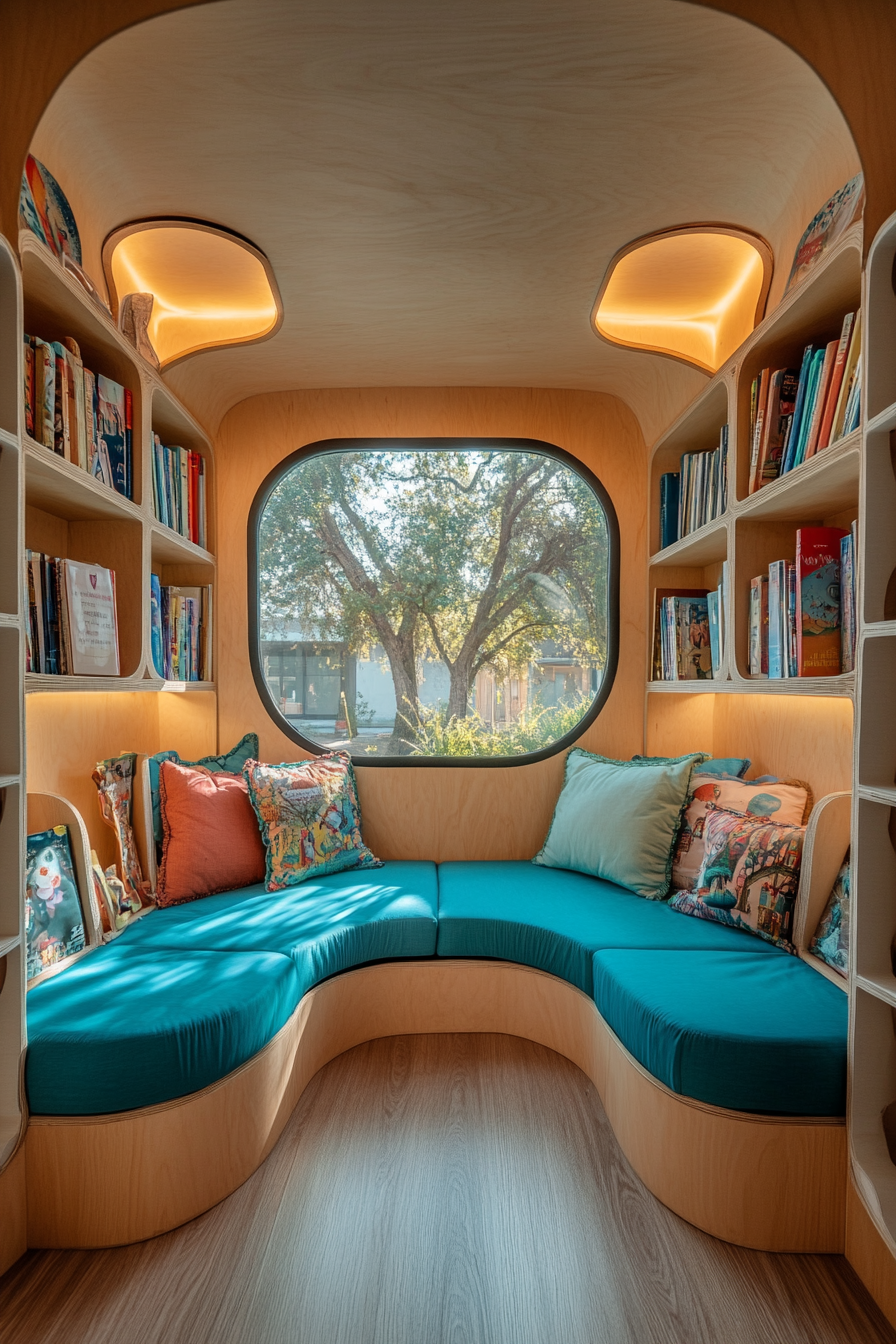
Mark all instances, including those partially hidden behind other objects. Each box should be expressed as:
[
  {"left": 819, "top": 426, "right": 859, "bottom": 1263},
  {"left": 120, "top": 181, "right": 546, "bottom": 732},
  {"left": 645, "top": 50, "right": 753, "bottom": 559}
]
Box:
[
  {"left": 406, "top": 696, "right": 590, "bottom": 758},
  {"left": 257, "top": 446, "right": 609, "bottom": 737}
]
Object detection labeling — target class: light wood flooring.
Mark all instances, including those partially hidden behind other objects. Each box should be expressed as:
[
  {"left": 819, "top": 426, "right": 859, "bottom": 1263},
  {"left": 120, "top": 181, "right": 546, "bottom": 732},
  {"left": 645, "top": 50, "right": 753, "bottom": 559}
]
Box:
[{"left": 1, "top": 1033, "right": 893, "bottom": 1344}]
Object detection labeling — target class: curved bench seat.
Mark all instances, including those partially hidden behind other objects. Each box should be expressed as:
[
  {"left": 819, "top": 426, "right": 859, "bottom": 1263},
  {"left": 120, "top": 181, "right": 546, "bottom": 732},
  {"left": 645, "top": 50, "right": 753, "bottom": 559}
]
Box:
[
  {"left": 592, "top": 949, "right": 848, "bottom": 1116},
  {"left": 436, "top": 860, "right": 779, "bottom": 995},
  {"left": 26, "top": 861, "right": 439, "bottom": 1116},
  {"left": 26, "top": 945, "right": 302, "bottom": 1115}
]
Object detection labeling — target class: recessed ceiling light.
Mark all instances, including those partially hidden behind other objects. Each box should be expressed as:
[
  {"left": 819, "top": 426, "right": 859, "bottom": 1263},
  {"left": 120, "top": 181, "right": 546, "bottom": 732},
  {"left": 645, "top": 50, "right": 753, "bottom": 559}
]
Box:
[
  {"left": 592, "top": 226, "right": 772, "bottom": 373},
  {"left": 102, "top": 219, "right": 282, "bottom": 368}
]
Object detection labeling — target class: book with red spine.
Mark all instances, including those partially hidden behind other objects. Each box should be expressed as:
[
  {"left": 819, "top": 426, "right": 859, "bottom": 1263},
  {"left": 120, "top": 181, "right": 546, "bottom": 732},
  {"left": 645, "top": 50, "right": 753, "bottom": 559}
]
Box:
[
  {"left": 816, "top": 312, "right": 855, "bottom": 453},
  {"left": 756, "top": 368, "right": 799, "bottom": 488},
  {"left": 796, "top": 526, "right": 848, "bottom": 676},
  {"left": 124, "top": 388, "right": 133, "bottom": 500},
  {"left": 23, "top": 335, "right": 35, "bottom": 439}
]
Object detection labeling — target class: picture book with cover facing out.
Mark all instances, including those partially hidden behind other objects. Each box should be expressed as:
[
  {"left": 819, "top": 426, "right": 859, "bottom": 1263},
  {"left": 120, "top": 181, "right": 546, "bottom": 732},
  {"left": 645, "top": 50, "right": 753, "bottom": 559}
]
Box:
[
  {"left": 25, "top": 824, "right": 86, "bottom": 983},
  {"left": 796, "top": 527, "right": 847, "bottom": 676}
]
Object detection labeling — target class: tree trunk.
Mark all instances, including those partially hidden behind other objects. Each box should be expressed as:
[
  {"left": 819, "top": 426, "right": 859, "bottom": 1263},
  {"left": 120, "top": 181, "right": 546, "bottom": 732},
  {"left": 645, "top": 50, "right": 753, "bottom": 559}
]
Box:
[{"left": 445, "top": 654, "right": 476, "bottom": 723}]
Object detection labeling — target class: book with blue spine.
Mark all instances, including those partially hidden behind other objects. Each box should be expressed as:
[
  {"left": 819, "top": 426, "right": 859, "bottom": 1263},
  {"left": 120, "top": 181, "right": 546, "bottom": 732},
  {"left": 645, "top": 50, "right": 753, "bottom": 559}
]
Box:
[
  {"left": 659, "top": 472, "right": 680, "bottom": 550},
  {"left": 780, "top": 344, "right": 815, "bottom": 475},
  {"left": 150, "top": 573, "right": 164, "bottom": 677},
  {"left": 707, "top": 589, "right": 721, "bottom": 677}
]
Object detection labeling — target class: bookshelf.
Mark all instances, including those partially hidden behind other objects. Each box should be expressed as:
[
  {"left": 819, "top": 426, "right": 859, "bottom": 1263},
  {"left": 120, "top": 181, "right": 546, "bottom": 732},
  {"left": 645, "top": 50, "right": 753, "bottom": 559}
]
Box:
[
  {"left": 647, "top": 220, "right": 862, "bottom": 700},
  {"left": 17, "top": 230, "right": 217, "bottom": 694},
  {"left": 0, "top": 226, "right": 219, "bottom": 1242},
  {"left": 851, "top": 206, "right": 896, "bottom": 1260},
  {"left": 0, "top": 230, "right": 25, "bottom": 1191}
]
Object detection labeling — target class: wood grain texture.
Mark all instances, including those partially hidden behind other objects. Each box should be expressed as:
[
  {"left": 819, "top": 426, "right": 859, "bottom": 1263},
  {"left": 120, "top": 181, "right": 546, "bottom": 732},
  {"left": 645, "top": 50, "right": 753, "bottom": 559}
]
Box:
[
  {"left": 848, "top": 1178, "right": 896, "bottom": 1333},
  {"left": 216, "top": 386, "right": 647, "bottom": 862},
  {"left": 25, "top": 0, "right": 860, "bottom": 446},
  {"left": 25, "top": 959, "right": 843, "bottom": 1254},
  {"left": 691, "top": 0, "right": 896, "bottom": 248},
  {"left": 4, "top": 1033, "right": 894, "bottom": 1344},
  {"left": 25, "top": 691, "right": 216, "bottom": 874},
  {"left": 0, "top": 1146, "right": 26, "bottom": 1279},
  {"left": 793, "top": 790, "right": 851, "bottom": 986}
]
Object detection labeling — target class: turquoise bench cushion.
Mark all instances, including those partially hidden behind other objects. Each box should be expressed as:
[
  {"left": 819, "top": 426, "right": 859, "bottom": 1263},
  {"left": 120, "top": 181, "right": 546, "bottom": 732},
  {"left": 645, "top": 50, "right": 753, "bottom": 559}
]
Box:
[
  {"left": 591, "top": 949, "right": 848, "bottom": 1115},
  {"left": 118, "top": 860, "right": 439, "bottom": 996},
  {"left": 26, "top": 944, "right": 302, "bottom": 1116},
  {"left": 436, "top": 861, "right": 776, "bottom": 995}
]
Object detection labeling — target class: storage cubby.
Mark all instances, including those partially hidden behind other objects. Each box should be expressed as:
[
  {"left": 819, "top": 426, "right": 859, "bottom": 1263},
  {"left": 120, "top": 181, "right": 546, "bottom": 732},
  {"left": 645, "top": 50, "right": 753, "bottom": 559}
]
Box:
[
  {"left": 149, "top": 384, "right": 216, "bottom": 559},
  {"left": 856, "top": 632, "right": 896, "bottom": 794},
  {"left": 649, "top": 378, "right": 729, "bottom": 557},
  {"left": 853, "top": 799, "right": 896, "bottom": 990},
  {"left": 24, "top": 503, "right": 144, "bottom": 682},
  {"left": 647, "top": 548, "right": 728, "bottom": 685},
  {"left": 850, "top": 987, "right": 896, "bottom": 1255},
  {"left": 861, "top": 427, "right": 896, "bottom": 625},
  {"left": 0, "top": 784, "right": 23, "bottom": 945},
  {"left": 734, "top": 232, "right": 861, "bottom": 505},
  {"left": 21, "top": 236, "right": 144, "bottom": 509},
  {"left": 732, "top": 513, "right": 857, "bottom": 689}
]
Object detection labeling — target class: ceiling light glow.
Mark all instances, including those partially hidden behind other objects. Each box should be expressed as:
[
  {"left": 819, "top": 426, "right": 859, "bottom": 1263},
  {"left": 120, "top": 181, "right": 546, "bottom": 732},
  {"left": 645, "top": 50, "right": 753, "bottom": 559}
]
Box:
[{"left": 592, "top": 227, "right": 772, "bottom": 373}]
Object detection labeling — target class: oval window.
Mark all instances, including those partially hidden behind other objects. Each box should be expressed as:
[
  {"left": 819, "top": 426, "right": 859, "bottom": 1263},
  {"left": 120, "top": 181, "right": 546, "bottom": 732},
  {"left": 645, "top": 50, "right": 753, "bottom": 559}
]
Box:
[{"left": 249, "top": 439, "right": 619, "bottom": 765}]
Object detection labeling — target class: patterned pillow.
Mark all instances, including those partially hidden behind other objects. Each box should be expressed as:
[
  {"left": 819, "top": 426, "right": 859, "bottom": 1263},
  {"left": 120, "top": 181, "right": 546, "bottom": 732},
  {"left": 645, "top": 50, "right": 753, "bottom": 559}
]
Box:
[
  {"left": 669, "top": 806, "right": 805, "bottom": 951},
  {"left": 243, "top": 751, "right": 381, "bottom": 891},
  {"left": 809, "top": 857, "right": 850, "bottom": 978},
  {"left": 148, "top": 733, "right": 259, "bottom": 849},
  {"left": 671, "top": 775, "right": 810, "bottom": 892}
]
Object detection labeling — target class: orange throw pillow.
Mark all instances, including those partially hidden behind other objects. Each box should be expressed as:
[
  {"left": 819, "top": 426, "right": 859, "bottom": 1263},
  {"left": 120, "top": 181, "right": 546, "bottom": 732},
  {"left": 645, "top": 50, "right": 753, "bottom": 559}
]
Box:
[{"left": 157, "top": 760, "right": 266, "bottom": 907}]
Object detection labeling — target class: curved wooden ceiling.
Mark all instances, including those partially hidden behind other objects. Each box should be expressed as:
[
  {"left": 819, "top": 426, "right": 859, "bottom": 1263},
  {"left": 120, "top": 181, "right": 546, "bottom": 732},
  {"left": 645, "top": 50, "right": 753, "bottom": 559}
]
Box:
[{"left": 30, "top": 0, "right": 859, "bottom": 442}]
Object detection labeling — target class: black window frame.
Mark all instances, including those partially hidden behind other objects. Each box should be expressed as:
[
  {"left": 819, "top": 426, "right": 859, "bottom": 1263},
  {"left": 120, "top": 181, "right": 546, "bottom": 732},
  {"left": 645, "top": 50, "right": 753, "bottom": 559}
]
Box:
[{"left": 248, "top": 437, "right": 620, "bottom": 768}]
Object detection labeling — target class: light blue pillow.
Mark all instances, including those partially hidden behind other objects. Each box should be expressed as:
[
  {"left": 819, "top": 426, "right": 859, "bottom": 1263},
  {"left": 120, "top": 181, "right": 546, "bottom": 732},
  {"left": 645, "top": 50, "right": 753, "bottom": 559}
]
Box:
[
  {"left": 148, "top": 733, "right": 259, "bottom": 849},
  {"left": 534, "top": 749, "right": 703, "bottom": 900}
]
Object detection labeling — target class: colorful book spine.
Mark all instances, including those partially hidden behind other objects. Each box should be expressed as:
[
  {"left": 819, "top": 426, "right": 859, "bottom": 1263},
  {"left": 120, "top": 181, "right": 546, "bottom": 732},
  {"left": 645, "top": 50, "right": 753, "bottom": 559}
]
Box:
[
  {"left": 150, "top": 573, "right": 164, "bottom": 677},
  {"left": 23, "top": 335, "right": 35, "bottom": 439},
  {"left": 780, "top": 344, "right": 815, "bottom": 476},
  {"left": 32, "top": 337, "right": 55, "bottom": 450},
  {"left": 707, "top": 589, "right": 721, "bottom": 677},
  {"left": 749, "top": 575, "right": 768, "bottom": 677},
  {"left": 796, "top": 526, "right": 848, "bottom": 676},
  {"left": 675, "top": 596, "right": 712, "bottom": 680},
  {"left": 659, "top": 472, "right": 680, "bottom": 550},
  {"left": 96, "top": 374, "right": 128, "bottom": 498},
  {"left": 840, "top": 530, "right": 857, "bottom": 674},
  {"left": 816, "top": 312, "right": 855, "bottom": 452},
  {"left": 767, "top": 560, "right": 787, "bottom": 678}
]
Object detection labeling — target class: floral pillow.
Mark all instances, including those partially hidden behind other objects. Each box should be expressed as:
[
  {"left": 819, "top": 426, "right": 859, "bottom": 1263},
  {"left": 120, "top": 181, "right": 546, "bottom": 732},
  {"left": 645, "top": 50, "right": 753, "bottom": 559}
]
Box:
[
  {"left": 669, "top": 805, "right": 805, "bottom": 951},
  {"left": 809, "top": 857, "right": 850, "bottom": 978},
  {"left": 243, "top": 751, "right": 381, "bottom": 892},
  {"left": 670, "top": 775, "right": 810, "bottom": 892}
]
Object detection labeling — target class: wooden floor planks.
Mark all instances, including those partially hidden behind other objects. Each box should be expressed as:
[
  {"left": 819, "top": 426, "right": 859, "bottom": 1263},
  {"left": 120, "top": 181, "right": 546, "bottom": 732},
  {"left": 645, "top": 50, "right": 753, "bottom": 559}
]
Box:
[{"left": 0, "top": 1032, "right": 893, "bottom": 1344}]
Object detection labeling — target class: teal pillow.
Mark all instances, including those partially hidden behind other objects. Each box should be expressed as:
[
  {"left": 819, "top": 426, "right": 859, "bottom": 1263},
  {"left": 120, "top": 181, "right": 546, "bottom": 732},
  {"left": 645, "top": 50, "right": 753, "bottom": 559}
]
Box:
[
  {"left": 148, "top": 733, "right": 259, "bottom": 849},
  {"left": 633, "top": 754, "right": 750, "bottom": 779},
  {"left": 533, "top": 749, "right": 703, "bottom": 900}
]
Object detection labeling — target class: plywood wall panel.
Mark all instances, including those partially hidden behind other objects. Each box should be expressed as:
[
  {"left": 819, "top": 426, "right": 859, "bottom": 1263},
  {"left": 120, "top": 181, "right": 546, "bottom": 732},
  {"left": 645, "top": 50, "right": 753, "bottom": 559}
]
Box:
[
  {"left": 25, "top": 691, "right": 216, "bottom": 870},
  {"left": 215, "top": 387, "right": 647, "bottom": 862}
]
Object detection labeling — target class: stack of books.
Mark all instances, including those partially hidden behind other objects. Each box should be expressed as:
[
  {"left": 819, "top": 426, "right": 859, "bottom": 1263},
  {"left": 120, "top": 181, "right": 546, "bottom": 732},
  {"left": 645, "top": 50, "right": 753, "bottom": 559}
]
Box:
[
  {"left": 23, "top": 334, "right": 133, "bottom": 499},
  {"left": 150, "top": 435, "right": 208, "bottom": 549},
  {"left": 748, "top": 525, "right": 857, "bottom": 678},
  {"left": 24, "top": 552, "right": 120, "bottom": 676},
  {"left": 150, "top": 575, "right": 212, "bottom": 682},
  {"left": 658, "top": 426, "right": 728, "bottom": 551},
  {"left": 651, "top": 565, "right": 728, "bottom": 681},
  {"left": 747, "top": 310, "right": 861, "bottom": 494}
]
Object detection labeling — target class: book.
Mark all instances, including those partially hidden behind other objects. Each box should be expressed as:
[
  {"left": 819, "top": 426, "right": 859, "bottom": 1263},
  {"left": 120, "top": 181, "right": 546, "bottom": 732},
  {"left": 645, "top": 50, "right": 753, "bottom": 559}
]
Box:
[
  {"left": 784, "top": 174, "right": 865, "bottom": 294},
  {"left": 25, "top": 824, "right": 86, "bottom": 983},
  {"left": 796, "top": 527, "right": 848, "bottom": 676},
  {"left": 659, "top": 472, "right": 680, "bottom": 550},
  {"left": 830, "top": 309, "right": 862, "bottom": 444},
  {"left": 816, "top": 312, "right": 855, "bottom": 452},
  {"left": 767, "top": 560, "right": 788, "bottom": 679},
  {"left": 154, "top": 581, "right": 212, "bottom": 681},
  {"left": 749, "top": 575, "right": 768, "bottom": 677},
  {"left": 674, "top": 596, "right": 712, "bottom": 680},
  {"left": 32, "top": 337, "right": 55, "bottom": 449},
  {"left": 150, "top": 573, "right": 164, "bottom": 676},
  {"left": 707, "top": 589, "right": 721, "bottom": 677},
  {"left": 802, "top": 339, "right": 838, "bottom": 461},
  {"left": 758, "top": 368, "right": 798, "bottom": 487},
  {"left": 793, "top": 347, "right": 825, "bottom": 469},
  {"left": 779, "top": 344, "right": 815, "bottom": 476},
  {"left": 63, "top": 337, "right": 88, "bottom": 471},
  {"left": 748, "top": 366, "right": 771, "bottom": 492},
  {"left": 96, "top": 374, "right": 129, "bottom": 498},
  {"left": 840, "top": 529, "right": 857, "bottom": 674},
  {"left": 786, "top": 562, "right": 798, "bottom": 677},
  {"left": 23, "top": 335, "right": 35, "bottom": 439},
  {"left": 62, "top": 559, "right": 120, "bottom": 676},
  {"left": 651, "top": 587, "right": 708, "bottom": 681}
]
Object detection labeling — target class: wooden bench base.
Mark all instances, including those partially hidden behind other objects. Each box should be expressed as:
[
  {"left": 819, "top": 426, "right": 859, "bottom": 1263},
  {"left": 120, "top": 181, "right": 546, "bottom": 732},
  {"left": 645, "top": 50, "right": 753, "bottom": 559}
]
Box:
[{"left": 25, "top": 959, "right": 846, "bottom": 1252}]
